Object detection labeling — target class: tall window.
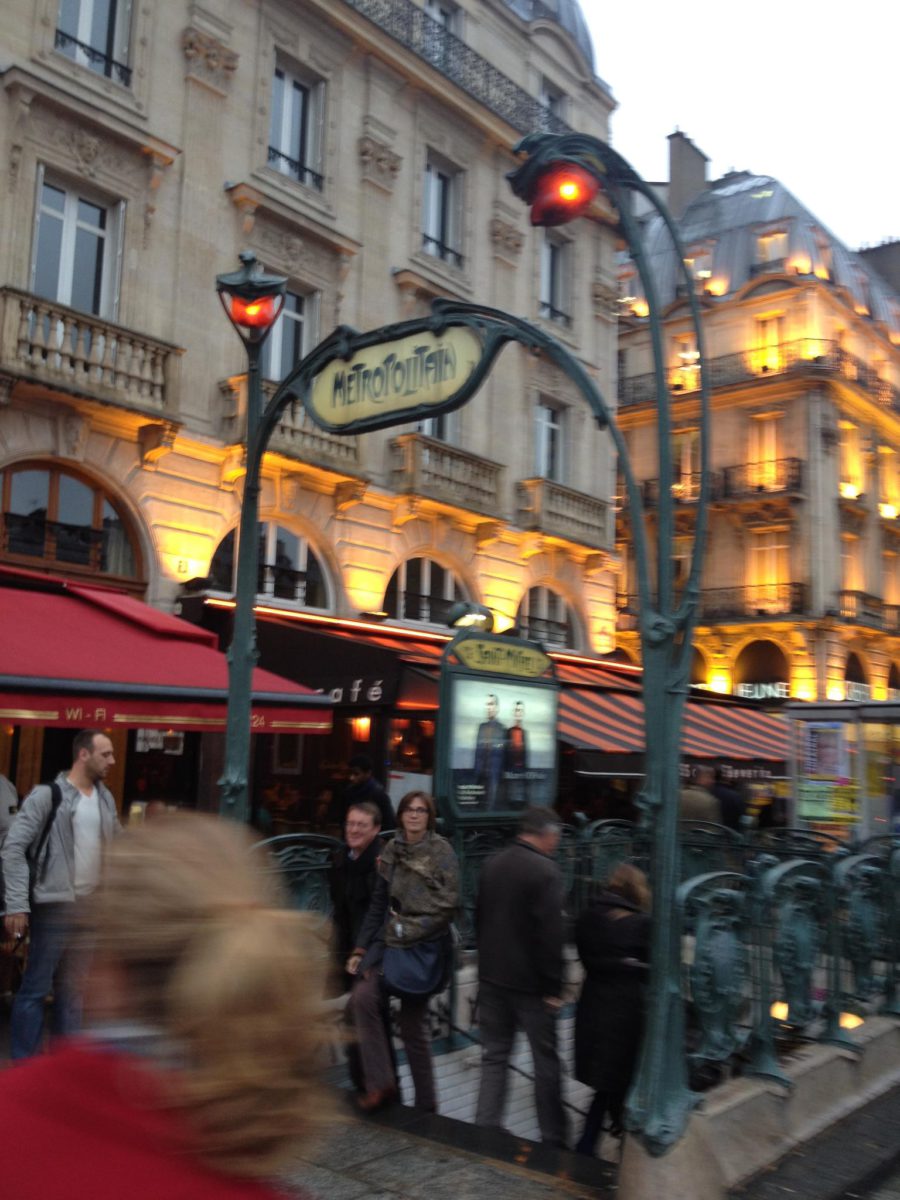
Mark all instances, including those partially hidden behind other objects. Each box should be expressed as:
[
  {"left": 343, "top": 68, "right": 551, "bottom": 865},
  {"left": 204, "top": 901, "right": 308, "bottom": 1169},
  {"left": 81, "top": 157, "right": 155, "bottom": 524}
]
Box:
[
  {"left": 879, "top": 447, "right": 900, "bottom": 514},
  {"left": 516, "top": 586, "right": 577, "bottom": 649},
  {"left": 671, "top": 333, "right": 699, "bottom": 391},
  {"left": 752, "top": 314, "right": 784, "bottom": 374},
  {"left": 383, "top": 557, "right": 465, "bottom": 624},
  {"left": 32, "top": 176, "right": 122, "bottom": 318},
  {"left": 748, "top": 529, "right": 789, "bottom": 613},
  {"left": 534, "top": 399, "right": 565, "bottom": 481},
  {"left": 210, "top": 524, "right": 328, "bottom": 608},
  {"left": 417, "top": 410, "right": 457, "bottom": 443},
  {"left": 422, "top": 155, "right": 463, "bottom": 267},
  {"left": 262, "top": 290, "right": 316, "bottom": 382},
  {"left": 423, "top": 0, "right": 459, "bottom": 68},
  {"left": 839, "top": 421, "right": 864, "bottom": 498},
  {"left": 748, "top": 415, "right": 781, "bottom": 489},
  {"left": 269, "top": 62, "right": 324, "bottom": 190},
  {"left": 0, "top": 463, "right": 137, "bottom": 579},
  {"left": 540, "top": 233, "right": 570, "bottom": 326},
  {"left": 672, "top": 429, "right": 700, "bottom": 500},
  {"left": 538, "top": 77, "right": 565, "bottom": 128},
  {"left": 56, "top": 0, "right": 132, "bottom": 86},
  {"left": 841, "top": 534, "right": 862, "bottom": 593}
]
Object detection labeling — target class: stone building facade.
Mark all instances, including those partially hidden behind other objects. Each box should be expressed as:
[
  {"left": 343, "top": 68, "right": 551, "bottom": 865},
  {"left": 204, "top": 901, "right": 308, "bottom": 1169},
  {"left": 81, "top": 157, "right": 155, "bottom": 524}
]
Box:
[
  {"left": 0, "top": 0, "right": 622, "bottom": 788},
  {"left": 615, "top": 134, "right": 900, "bottom": 704}
]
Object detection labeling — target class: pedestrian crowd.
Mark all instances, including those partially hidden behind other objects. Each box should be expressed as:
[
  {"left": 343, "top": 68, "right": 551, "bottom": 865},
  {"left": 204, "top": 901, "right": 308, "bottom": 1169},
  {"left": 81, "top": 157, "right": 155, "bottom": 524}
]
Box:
[{"left": 0, "top": 728, "right": 665, "bottom": 1194}]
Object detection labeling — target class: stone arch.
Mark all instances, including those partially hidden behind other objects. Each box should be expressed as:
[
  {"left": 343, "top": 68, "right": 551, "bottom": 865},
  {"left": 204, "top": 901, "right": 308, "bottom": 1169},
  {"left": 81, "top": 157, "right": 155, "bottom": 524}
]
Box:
[
  {"left": 690, "top": 645, "right": 708, "bottom": 686},
  {"left": 732, "top": 638, "right": 792, "bottom": 701},
  {"left": 209, "top": 513, "right": 339, "bottom": 611}
]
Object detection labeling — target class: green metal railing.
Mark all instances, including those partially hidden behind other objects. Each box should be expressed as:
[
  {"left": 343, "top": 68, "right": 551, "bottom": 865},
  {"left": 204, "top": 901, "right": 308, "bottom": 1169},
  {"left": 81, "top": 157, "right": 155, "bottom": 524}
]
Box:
[{"left": 256, "top": 824, "right": 900, "bottom": 1086}]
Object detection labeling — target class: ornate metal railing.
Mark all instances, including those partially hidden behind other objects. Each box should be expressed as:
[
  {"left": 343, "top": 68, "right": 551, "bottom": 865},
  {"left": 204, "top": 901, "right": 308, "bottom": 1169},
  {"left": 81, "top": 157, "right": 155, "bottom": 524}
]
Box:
[
  {"left": 54, "top": 28, "right": 132, "bottom": 87},
  {"left": 837, "top": 589, "right": 885, "bottom": 626},
  {"left": 700, "top": 582, "right": 808, "bottom": 621},
  {"left": 391, "top": 433, "right": 502, "bottom": 516},
  {"left": 0, "top": 287, "right": 177, "bottom": 414},
  {"left": 256, "top": 825, "right": 900, "bottom": 1079},
  {"left": 721, "top": 458, "right": 804, "bottom": 497},
  {"left": 266, "top": 147, "right": 324, "bottom": 190},
  {"left": 219, "top": 376, "right": 360, "bottom": 468},
  {"left": 342, "top": 0, "right": 571, "bottom": 135},
  {"left": 618, "top": 339, "right": 900, "bottom": 414},
  {"left": 517, "top": 477, "right": 609, "bottom": 548}
]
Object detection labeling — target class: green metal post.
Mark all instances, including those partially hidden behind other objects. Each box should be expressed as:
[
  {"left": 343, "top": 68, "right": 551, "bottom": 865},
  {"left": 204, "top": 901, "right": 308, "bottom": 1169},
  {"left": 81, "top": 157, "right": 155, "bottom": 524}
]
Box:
[{"left": 219, "top": 340, "right": 263, "bottom": 822}]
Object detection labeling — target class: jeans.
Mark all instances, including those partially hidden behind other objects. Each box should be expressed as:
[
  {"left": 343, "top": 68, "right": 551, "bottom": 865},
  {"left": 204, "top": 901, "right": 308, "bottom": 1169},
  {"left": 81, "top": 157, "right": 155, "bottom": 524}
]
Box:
[
  {"left": 475, "top": 981, "right": 566, "bottom": 1145},
  {"left": 10, "top": 902, "right": 81, "bottom": 1059}
]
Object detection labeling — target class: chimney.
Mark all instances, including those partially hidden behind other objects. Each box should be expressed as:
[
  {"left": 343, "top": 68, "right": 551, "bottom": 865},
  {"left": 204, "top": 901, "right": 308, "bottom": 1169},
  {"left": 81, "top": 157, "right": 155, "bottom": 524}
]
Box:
[{"left": 667, "top": 131, "right": 709, "bottom": 219}]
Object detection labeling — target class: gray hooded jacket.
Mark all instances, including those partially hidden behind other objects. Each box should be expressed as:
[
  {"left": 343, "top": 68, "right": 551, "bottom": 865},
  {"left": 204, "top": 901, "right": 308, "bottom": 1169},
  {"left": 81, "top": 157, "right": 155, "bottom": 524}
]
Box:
[{"left": 1, "top": 771, "right": 120, "bottom": 913}]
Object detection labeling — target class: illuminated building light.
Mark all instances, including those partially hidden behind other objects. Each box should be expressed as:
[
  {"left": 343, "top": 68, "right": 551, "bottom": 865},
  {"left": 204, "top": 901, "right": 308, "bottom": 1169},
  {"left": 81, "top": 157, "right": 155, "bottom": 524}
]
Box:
[
  {"left": 814, "top": 265, "right": 830, "bottom": 280},
  {"left": 855, "top": 305, "right": 870, "bottom": 316},
  {"left": 350, "top": 715, "right": 371, "bottom": 742},
  {"left": 632, "top": 300, "right": 650, "bottom": 318},
  {"left": 840, "top": 1012, "right": 864, "bottom": 1030},
  {"left": 708, "top": 672, "right": 730, "bottom": 694},
  {"left": 839, "top": 482, "right": 861, "bottom": 500},
  {"left": 788, "top": 255, "right": 812, "bottom": 275},
  {"left": 879, "top": 502, "right": 898, "bottom": 519},
  {"left": 793, "top": 686, "right": 815, "bottom": 702},
  {"left": 826, "top": 684, "right": 846, "bottom": 702},
  {"left": 770, "top": 1002, "right": 789, "bottom": 1021},
  {"left": 704, "top": 278, "right": 728, "bottom": 297}
]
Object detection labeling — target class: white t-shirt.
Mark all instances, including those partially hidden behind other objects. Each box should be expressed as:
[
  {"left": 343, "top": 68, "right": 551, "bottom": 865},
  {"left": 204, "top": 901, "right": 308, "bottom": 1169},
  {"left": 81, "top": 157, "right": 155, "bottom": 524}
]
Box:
[{"left": 72, "top": 787, "right": 102, "bottom": 896}]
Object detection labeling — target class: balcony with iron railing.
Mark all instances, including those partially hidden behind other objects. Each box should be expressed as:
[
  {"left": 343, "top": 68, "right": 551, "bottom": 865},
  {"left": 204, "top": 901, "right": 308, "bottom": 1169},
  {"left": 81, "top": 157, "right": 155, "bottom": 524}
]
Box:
[
  {"left": 618, "top": 339, "right": 900, "bottom": 413},
  {"left": 640, "top": 473, "right": 710, "bottom": 506},
  {"left": 219, "top": 377, "right": 360, "bottom": 472},
  {"left": 618, "top": 584, "right": 808, "bottom": 624},
  {"left": 0, "top": 287, "right": 178, "bottom": 416},
  {"left": 54, "top": 27, "right": 132, "bottom": 87},
  {"left": 343, "top": 0, "right": 572, "bottom": 136},
  {"left": 391, "top": 433, "right": 502, "bottom": 516},
  {"left": 837, "top": 590, "right": 886, "bottom": 628},
  {"left": 517, "top": 477, "right": 609, "bottom": 548},
  {"left": 721, "top": 458, "right": 804, "bottom": 498}
]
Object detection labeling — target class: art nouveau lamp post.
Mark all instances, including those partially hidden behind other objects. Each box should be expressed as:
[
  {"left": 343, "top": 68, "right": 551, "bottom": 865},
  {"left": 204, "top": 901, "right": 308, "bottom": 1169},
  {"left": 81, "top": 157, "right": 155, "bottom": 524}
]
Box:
[
  {"left": 507, "top": 132, "right": 712, "bottom": 1156},
  {"left": 215, "top": 251, "right": 287, "bottom": 821}
]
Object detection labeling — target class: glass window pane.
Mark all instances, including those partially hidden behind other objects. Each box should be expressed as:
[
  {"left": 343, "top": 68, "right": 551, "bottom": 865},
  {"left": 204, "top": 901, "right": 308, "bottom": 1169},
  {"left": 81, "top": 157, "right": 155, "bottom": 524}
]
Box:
[
  {"left": 34, "top": 206, "right": 64, "bottom": 302},
  {"left": 210, "top": 530, "right": 235, "bottom": 591},
  {"left": 77, "top": 198, "right": 105, "bottom": 229},
  {"left": 6, "top": 470, "right": 50, "bottom": 557},
  {"left": 100, "top": 498, "right": 135, "bottom": 576},
  {"left": 58, "top": 474, "right": 94, "bottom": 526},
  {"left": 306, "top": 548, "right": 326, "bottom": 608},
  {"left": 89, "top": 0, "right": 114, "bottom": 53},
  {"left": 71, "top": 225, "right": 104, "bottom": 314}
]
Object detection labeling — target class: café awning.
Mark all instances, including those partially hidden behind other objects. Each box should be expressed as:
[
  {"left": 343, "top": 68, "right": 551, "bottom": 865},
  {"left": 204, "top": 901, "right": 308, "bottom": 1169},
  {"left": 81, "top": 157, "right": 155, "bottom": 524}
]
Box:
[
  {"left": 558, "top": 686, "right": 789, "bottom": 762},
  {"left": 0, "top": 568, "right": 332, "bottom": 733}
]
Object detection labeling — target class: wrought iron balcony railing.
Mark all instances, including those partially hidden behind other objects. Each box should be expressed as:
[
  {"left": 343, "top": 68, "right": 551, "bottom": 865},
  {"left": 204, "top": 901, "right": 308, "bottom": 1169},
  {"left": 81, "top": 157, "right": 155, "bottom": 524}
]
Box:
[
  {"left": 641, "top": 473, "right": 710, "bottom": 506},
  {"left": 619, "top": 339, "right": 900, "bottom": 414},
  {"left": 343, "top": 0, "right": 571, "bottom": 135},
  {"left": 517, "top": 477, "right": 609, "bottom": 548},
  {"left": 721, "top": 458, "right": 804, "bottom": 497},
  {"left": 618, "top": 584, "right": 808, "bottom": 622},
  {"left": 55, "top": 28, "right": 132, "bottom": 87},
  {"left": 219, "top": 377, "right": 360, "bottom": 470},
  {"left": 837, "top": 590, "right": 885, "bottom": 627},
  {"left": 0, "top": 287, "right": 177, "bottom": 415},
  {"left": 267, "top": 147, "right": 324, "bottom": 191},
  {"left": 391, "top": 433, "right": 502, "bottom": 516}
]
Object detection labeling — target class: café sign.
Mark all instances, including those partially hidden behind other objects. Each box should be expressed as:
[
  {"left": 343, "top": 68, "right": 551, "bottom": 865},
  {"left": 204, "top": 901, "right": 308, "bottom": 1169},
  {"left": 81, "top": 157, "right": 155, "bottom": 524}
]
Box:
[{"left": 307, "top": 326, "right": 483, "bottom": 432}]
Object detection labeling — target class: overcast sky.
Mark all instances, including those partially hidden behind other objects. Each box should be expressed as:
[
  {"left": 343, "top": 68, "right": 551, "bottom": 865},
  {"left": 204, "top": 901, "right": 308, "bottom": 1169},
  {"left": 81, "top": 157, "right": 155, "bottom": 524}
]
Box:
[{"left": 581, "top": 0, "right": 898, "bottom": 251}]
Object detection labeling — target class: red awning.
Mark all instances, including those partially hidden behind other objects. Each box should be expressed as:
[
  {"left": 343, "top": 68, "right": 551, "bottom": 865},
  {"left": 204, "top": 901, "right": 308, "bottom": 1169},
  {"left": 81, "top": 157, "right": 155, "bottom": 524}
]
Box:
[
  {"left": 0, "top": 568, "right": 332, "bottom": 733},
  {"left": 558, "top": 687, "right": 789, "bottom": 762}
]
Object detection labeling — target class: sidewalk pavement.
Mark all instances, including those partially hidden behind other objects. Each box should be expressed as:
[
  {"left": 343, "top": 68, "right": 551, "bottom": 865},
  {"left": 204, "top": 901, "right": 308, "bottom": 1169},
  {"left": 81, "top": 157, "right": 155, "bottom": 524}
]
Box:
[{"left": 277, "top": 1095, "right": 617, "bottom": 1200}]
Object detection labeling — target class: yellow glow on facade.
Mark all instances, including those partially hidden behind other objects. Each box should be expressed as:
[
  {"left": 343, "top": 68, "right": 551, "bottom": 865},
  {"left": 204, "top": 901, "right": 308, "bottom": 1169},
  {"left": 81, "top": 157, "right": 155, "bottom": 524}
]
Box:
[
  {"left": 879, "top": 502, "right": 898, "bottom": 519},
  {"left": 770, "top": 1002, "right": 788, "bottom": 1021},
  {"left": 840, "top": 1012, "right": 864, "bottom": 1030},
  {"left": 814, "top": 265, "right": 830, "bottom": 280},
  {"left": 855, "top": 304, "right": 870, "bottom": 316},
  {"left": 793, "top": 685, "right": 816, "bottom": 702},
  {"left": 827, "top": 684, "right": 846, "bottom": 702},
  {"left": 839, "top": 481, "right": 861, "bottom": 500},
  {"left": 632, "top": 300, "right": 650, "bottom": 318},
  {"left": 158, "top": 533, "right": 211, "bottom": 581},
  {"left": 492, "top": 612, "right": 517, "bottom": 634},
  {"left": 708, "top": 671, "right": 730, "bottom": 694},
  {"left": 788, "top": 255, "right": 811, "bottom": 275},
  {"left": 705, "top": 278, "right": 728, "bottom": 297}
]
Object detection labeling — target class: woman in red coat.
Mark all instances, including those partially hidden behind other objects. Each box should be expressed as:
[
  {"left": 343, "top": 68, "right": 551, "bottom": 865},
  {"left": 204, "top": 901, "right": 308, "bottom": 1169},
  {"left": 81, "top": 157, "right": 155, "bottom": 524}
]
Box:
[{"left": 0, "top": 814, "right": 330, "bottom": 1199}]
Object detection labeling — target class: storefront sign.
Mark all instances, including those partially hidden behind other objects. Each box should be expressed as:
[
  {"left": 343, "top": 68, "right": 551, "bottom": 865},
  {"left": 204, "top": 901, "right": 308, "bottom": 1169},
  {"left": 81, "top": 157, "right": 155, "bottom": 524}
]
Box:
[
  {"left": 308, "top": 327, "right": 483, "bottom": 432},
  {"left": 735, "top": 681, "right": 789, "bottom": 700}
]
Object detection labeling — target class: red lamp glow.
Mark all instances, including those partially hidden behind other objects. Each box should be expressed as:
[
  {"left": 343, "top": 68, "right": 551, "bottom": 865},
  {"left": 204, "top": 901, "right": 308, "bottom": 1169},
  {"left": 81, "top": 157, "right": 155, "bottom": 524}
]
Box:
[
  {"left": 529, "top": 164, "right": 600, "bottom": 227},
  {"left": 228, "top": 293, "right": 280, "bottom": 331}
]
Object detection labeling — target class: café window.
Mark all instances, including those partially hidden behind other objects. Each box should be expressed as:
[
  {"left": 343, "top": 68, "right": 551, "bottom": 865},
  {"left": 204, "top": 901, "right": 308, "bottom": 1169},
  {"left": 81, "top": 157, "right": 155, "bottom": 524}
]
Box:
[
  {"left": 388, "top": 717, "right": 436, "bottom": 774},
  {"left": 0, "top": 462, "right": 139, "bottom": 581}
]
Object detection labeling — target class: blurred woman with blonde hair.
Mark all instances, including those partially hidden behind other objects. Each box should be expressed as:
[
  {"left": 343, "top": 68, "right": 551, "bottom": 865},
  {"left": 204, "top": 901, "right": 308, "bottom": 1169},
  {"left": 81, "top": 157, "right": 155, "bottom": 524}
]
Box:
[
  {"left": 573, "top": 862, "right": 651, "bottom": 1157},
  {"left": 0, "top": 813, "right": 331, "bottom": 1199}
]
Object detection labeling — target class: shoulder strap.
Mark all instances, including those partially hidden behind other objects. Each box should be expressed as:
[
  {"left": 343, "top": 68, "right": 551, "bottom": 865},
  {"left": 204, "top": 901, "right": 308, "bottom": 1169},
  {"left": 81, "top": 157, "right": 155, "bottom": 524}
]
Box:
[{"left": 33, "top": 782, "right": 64, "bottom": 885}]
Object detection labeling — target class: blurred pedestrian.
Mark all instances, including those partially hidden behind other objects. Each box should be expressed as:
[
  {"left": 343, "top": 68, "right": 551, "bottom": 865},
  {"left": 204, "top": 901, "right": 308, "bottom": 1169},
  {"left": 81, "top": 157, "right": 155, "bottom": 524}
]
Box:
[
  {"left": 2, "top": 729, "right": 120, "bottom": 1058},
  {"left": 342, "top": 754, "right": 395, "bottom": 832},
  {"left": 347, "top": 791, "right": 458, "bottom": 1112},
  {"left": 573, "top": 863, "right": 651, "bottom": 1156},
  {"left": 712, "top": 766, "right": 745, "bottom": 831},
  {"left": 679, "top": 763, "right": 719, "bottom": 822},
  {"left": 0, "top": 813, "right": 331, "bottom": 1199},
  {"left": 475, "top": 805, "right": 567, "bottom": 1146}
]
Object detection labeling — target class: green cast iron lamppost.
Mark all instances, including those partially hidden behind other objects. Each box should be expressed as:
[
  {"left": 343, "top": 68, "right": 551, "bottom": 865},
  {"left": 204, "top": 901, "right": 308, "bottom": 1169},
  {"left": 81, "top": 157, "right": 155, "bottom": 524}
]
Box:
[
  {"left": 508, "top": 132, "right": 712, "bottom": 1154},
  {"left": 215, "top": 251, "right": 287, "bottom": 822}
]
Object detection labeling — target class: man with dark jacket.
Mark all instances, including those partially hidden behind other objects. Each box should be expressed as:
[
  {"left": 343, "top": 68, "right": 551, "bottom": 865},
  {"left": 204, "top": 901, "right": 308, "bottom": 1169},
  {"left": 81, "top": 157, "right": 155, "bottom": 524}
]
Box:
[
  {"left": 329, "top": 800, "right": 389, "bottom": 1092},
  {"left": 475, "top": 805, "right": 567, "bottom": 1146},
  {"left": 2, "top": 729, "right": 120, "bottom": 1058},
  {"left": 341, "top": 755, "right": 395, "bottom": 832}
]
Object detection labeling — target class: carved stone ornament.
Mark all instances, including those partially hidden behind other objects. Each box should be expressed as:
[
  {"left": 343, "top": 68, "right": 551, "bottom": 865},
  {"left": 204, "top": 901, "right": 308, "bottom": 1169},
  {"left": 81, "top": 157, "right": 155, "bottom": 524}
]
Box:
[
  {"left": 358, "top": 135, "right": 402, "bottom": 193},
  {"left": 489, "top": 217, "right": 523, "bottom": 257},
  {"left": 58, "top": 413, "right": 89, "bottom": 460},
  {"left": 138, "top": 421, "right": 178, "bottom": 467},
  {"left": 182, "top": 26, "right": 238, "bottom": 94},
  {"left": 334, "top": 479, "right": 367, "bottom": 515}
]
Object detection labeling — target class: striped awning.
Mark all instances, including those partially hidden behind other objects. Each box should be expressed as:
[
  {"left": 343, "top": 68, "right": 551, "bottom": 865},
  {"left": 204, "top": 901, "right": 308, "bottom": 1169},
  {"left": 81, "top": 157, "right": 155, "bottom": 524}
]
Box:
[{"left": 558, "top": 687, "right": 789, "bottom": 762}]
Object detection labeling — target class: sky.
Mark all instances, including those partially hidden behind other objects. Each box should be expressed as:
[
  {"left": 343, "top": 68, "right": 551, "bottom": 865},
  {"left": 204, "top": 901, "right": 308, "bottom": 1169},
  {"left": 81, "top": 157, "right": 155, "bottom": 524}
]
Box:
[{"left": 580, "top": 0, "right": 898, "bottom": 251}]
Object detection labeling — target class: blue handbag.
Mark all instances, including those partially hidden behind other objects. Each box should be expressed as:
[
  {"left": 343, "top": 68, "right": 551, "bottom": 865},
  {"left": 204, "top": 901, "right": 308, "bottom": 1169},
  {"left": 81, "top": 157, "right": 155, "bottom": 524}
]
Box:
[{"left": 382, "top": 932, "right": 450, "bottom": 999}]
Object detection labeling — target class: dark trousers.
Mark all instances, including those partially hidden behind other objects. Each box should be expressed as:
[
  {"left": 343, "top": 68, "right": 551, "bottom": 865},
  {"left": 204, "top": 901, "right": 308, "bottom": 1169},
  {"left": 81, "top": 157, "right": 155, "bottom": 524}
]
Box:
[
  {"left": 349, "top": 969, "right": 436, "bottom": 1110},
  {"left": 475, "top": 980, "right": 566, "bottom": 1145},
  {"left": 10, "top": 902, "right": 82, "bottom": 1060}
]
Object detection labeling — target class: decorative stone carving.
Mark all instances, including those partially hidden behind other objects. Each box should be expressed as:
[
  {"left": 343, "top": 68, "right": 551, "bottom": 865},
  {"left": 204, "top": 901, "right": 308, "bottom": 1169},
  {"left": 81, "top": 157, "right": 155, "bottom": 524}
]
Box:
[
  {"left": 583, "top": 552, "right": 609, "bottom": 575},
  {"left": 489, "top": 217, "right": 523, "bottom": 258},
  {"left": 358, "top": 135, "right": 402, "bottom": 192},
  {"left": 591, "top": 279, "right": 619, "bottom": 317},
  {"left": 220, "top": 447, "right": 246, "bottom": 488},
  {"left": 182, "top": 26, "right": 238, "bottom": 94},
  {"left": 138, "top": 421, "right": 178, "bottom": 466},
  {"left": 392, "top": 496, "right": 421, "bottom": 528},
  {"left": 58, "top": 413, "right": 89, "bottom": 460},
  {"left": 7, "top": 83, "right": 34, "bottom": 194},
  {"left": 334, "top": 479, "right": 367, "bottom": 516},
  {"left": 476, "top": 520, "right": 503, "bottom": 548}
]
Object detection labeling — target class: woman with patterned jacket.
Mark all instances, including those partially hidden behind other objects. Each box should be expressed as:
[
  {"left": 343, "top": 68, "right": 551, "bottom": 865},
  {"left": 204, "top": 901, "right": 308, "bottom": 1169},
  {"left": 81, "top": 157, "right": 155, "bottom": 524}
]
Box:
[{"left": 347, "top": 790, "right": 459, "bottom": 1113}]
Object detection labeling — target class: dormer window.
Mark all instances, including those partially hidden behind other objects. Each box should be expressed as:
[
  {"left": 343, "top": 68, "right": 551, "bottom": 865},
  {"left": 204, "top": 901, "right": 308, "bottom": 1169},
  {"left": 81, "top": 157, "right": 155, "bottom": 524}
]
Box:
[{"left": 755, "top": 231, "right": 788, "bottom": 268}]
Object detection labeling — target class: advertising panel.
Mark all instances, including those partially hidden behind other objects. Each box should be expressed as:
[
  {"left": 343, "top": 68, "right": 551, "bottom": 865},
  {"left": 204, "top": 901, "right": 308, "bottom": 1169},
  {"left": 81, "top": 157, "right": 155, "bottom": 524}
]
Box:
[{"left": 796, "top": 720, "right": 859, "bottom": 830}]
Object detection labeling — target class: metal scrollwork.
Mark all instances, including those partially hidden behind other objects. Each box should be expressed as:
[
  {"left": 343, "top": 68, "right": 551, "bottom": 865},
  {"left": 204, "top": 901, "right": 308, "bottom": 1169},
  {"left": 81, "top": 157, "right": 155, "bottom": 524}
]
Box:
[{"left": 680, "top": 876, "right": 750, "bottom": 1065}]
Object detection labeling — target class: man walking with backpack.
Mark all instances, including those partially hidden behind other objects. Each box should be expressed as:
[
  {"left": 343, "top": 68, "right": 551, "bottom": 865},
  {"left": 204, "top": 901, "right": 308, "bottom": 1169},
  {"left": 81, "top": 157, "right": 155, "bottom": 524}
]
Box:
[{"left": 2, "top": 730, "right": 120, "bottom": 1058}]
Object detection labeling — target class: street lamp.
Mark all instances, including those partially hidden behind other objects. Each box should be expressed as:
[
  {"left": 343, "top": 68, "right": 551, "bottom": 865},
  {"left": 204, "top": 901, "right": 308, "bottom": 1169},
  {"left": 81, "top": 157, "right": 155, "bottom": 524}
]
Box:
[
  {"left": 215, "top": 251, "right": 287, "bottom": 822},
  {"left": 508, "top": 132, "right": 712, "bottom": 1159}
]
